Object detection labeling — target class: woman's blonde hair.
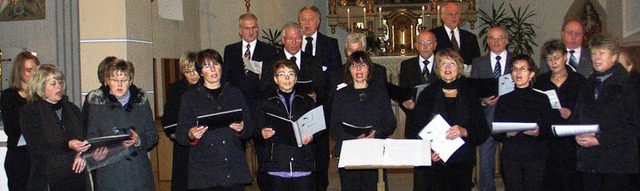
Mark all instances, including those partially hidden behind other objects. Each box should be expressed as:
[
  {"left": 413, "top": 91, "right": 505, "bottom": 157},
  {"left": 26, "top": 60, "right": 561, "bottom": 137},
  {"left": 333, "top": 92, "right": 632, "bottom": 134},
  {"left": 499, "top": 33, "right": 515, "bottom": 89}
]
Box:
[{"left": 25, "top": 64, "right": 65, "bottom": 102}]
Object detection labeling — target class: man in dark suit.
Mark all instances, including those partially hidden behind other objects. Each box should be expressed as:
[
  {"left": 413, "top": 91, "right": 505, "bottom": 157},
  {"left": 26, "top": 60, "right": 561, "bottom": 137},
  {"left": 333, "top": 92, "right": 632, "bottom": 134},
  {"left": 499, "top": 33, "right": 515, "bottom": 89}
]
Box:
[
  {"left": 223, "top": 13, "right": 277, "bottom": 111},
  {"left": 400, "top": 30, "right": 438, "bottom": 139},
  {"left": 298, "top": 6, "right": 340, "bottom": 191},
  {"left": 431, "top": 2, "right": 480, "bottom": 65},
  {"left": 260, "top": 22, "right": 325, "bottom": 101},
  {"left": 470, "top": 26, "right": 512, "bottom": 191},
  {"left": 539, "top": 20, "right": 592, "bottom": 77},
  {"left": 223, "top": 13, "right": 276, "bottom": 191}
]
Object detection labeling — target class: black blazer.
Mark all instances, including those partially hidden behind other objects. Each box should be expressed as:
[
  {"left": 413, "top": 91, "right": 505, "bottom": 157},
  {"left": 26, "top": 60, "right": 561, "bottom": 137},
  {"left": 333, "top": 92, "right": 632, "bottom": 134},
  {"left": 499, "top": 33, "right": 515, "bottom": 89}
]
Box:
[
  {"left": 431, "top": 27, "right": 481, "bottom": 65},
  {"left": 470, "top": 52, "right": 512, "bottom": 127},
  {"left": 223, "top": 40, "right": 277, "bottom": 108},
  {"left": 260, "top": 51, "right": 326, "bottom": 102},
  {"left": 399, "top": 56, "right": 437, "bottom": 90},
  {"left": 315, "top": 32, "right": 342, "bottom": 72}
]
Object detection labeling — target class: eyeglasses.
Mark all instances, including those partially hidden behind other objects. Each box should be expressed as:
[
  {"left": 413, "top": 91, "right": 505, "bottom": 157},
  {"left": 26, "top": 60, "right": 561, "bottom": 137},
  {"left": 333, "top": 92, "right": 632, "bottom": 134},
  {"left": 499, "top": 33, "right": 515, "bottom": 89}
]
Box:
[
  {"left": 439, "top": 62, "right": 457, "bottom": 67},
  {"left": 109, "top": 78, "right": 130, "bottom": 84},
  {"left": 511, "top": 67, "right": 531, "bottom": 73},
  {"left": 277, "top": 71, "right": 296, "bottom": 77},
  {"left": 183, "top": 68, "right": 197, "bottom": 75},
  {"left": 350, "top": 62, "right": 368, "bottom": 68},
  {"left": 546, "top": 55, "right": 564, "bottom": 63},
  {"left": 241, "top": 26, "right": 258, "bottom": 31},
  {"left": 416, "top": 41, "right": 434, "bottom": 46},
  {"left": 488, "top": 36, "right": 506, "bottom": 41}
]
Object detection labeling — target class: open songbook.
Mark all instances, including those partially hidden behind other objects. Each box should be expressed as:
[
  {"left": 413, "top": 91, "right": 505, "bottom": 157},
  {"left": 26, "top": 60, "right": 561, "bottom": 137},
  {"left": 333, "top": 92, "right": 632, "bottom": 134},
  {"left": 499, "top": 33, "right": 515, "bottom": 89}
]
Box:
[
  {"left": 242, "top": 56, "right": 263, "bottom": 74},
  {"left": 499, "top": 74, "right": 515, "bottom": 96},
  {"left": 533, "top": 89, "right": 562, "bottom": 109},
  {"left": 418, "top": 114, "right": 465, "bottom": 163},
  {"left": 197, "top": 109, "right": 243, "bottom": 130},
  {"left": 86, "top": 134, "right": 131, "bottom": 148},
  {"left": 342, "top": 122, "right": 373, "bottom": 137},
  {"left": 491, "top": 122, "right": 537, "bottom": 134},
  {"left": 265, "top": 106, "right": 326, "bottom": 147},
  {"left": 552, "top": 124, "right": 599, "bottom": 137},
  {"left": 338, "top": 138, "right": 431, "bottom": 168},
  {"left": 82, "top": 134, "right": 132, "bottom": 171}
]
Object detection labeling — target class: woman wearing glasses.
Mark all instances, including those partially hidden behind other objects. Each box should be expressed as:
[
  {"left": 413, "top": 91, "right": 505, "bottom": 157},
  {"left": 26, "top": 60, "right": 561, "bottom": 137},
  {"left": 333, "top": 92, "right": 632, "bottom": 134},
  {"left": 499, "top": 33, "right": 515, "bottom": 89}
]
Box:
[
  {"left": 161, "top": 52, "right": 200, "bottom": 191},
  {"left": 493, "top": 54, "right": 555, "bottom": 191},
  {"left": 331, "top": 51, "right": 397, "bottom": 190},
  {"left": 175, "top": 49, "right": 254, "bottom": 191},
  {"left": 85, "top": 59, "right": 158, "bottom": 190},
  {"left": 534, "top": 39, "right": 586, "bottom": 191},
  {"left": 410, "top": 49, "right": 489, "bottom": 191}
]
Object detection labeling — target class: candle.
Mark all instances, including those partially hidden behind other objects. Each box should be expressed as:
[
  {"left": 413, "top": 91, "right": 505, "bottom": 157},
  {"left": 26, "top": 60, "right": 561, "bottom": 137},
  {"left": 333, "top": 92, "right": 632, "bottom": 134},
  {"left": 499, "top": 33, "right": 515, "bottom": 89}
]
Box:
[
  {"left": 363, "top": 8, "right": 367, "bottom": 30},
  {"left": 392, "top": 25, "right": 395, "bottom": 50},
  {"left": 437, "top": 5, "right": 441, "bottom": 27},
  {"left": 379, "top": 7, "right": 382, "bottom": 27},
  {"left": 347, "top": 8, "right": 350, "bottom": 32},
  {"left": 421, "top": 6, "right": 426, "bottom": 27},
  {"left": 402, "top": 30, "right": 405, "bottom": 45},
  {"left": 410, "top": 25, "right": 414, "bottom": 49}
]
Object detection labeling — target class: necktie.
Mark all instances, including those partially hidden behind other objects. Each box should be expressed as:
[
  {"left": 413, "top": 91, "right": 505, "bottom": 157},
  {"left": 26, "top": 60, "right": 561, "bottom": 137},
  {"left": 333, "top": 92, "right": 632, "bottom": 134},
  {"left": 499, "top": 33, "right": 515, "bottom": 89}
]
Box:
[
  {"left": 569, "top": 50, "right": 578, "bottom": 71},
  {"left": 422, "top": 60, "right": 430, "bottom": 77},
  {"left": 244, "top": 44, "right": 251, "bottom": 74},
  {"left": 304, "top": 37, "right": 313, "bottom": 55},
  {"left": 450, "top": 30, "right": 459, "bottom": 51},
  {"left": 290, "top": 56, "right": 297, "bottom": 62},
  {"left": 494, "top": 56, "right": 502, "bottom": 78}
]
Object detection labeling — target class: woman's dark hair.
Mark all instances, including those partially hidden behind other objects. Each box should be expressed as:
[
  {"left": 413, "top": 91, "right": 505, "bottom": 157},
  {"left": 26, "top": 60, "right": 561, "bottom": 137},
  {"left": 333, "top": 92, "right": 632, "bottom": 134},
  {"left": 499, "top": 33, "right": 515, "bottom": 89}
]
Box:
[
  {"left": 272, "top": 59, "right": 299, "bottom": 77},
  {"left": 344, "top": 51, "right": 374, "bottom": 85},
  {"left": 510, "top": 54, "right": 536, "bottom": 72},
  {"left": 98, "top": 56, "right": 118, "bottom": 85},
  {"left": 195, "top": 49, "right": 224, "bottom": 75}
]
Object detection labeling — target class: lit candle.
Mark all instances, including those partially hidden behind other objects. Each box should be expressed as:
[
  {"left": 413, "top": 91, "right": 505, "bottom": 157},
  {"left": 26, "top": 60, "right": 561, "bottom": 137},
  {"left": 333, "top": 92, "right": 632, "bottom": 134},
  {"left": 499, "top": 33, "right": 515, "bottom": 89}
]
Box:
[
  {"left": 421, "top": 6, "right": 425, "bottom": 19},
  {"left": 347, "top": 8, "right": 350, "bottom": 32},
  {"left": 392, "top": 25, "right": 395, "bottom": 50},
  {"left": 379, "top": 7, "right": 382, "bottom": 27},
  {"left": 402, "top": 30, "right": 405, "bottom": 45},
  {"left": 363, "top": 8, "right": 367, "bottom": 30},
  {"left": 421, "top": 6, "right": 426, "bottom": 27},
  {"left": 437, "top": 5, "right": 441, "bottom": 27},
  {"left": 410, "top": 25, "right": 414, "bottom": 49}
]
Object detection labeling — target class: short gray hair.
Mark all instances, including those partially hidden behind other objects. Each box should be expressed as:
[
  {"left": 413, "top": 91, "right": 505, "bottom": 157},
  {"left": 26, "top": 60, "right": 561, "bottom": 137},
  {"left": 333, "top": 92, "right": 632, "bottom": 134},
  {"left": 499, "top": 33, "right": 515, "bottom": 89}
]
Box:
[
  {"left": 346, "top": 33, "right": 367, "bottom": 49},
  {"left": 282, "top": 22, "right": 303, "bottom": 37}
]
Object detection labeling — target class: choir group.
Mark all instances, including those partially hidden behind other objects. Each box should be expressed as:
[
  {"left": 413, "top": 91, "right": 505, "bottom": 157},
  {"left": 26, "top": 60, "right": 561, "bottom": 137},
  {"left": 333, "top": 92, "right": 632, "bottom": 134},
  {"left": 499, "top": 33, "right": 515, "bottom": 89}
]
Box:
[{"left": 2, "top": 3, "right": 638, "bottom": 191}]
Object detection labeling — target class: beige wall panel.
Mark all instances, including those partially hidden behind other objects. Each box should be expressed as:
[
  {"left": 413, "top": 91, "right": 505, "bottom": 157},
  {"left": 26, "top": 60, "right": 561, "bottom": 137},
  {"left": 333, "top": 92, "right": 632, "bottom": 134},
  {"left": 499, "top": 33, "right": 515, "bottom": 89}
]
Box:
[
  {"left": 79, "top": 0, "right": 127, "bottom": 39},
  {"left": 126, "top": 0, "right": 153, "bottom": 41}
]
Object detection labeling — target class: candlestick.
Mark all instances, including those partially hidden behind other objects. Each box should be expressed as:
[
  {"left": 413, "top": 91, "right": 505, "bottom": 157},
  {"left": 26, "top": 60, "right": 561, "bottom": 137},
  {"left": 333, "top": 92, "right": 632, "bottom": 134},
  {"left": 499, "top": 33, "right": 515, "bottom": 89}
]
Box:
[
  {"left": 347, "top": 8, "right": 350, "bottom": 32},
  {"left": 379, "top": 7, "right": 382, "bottom": 28},
  {"left": 363, "top": 8, "right": 367, "bottom": 30},
  {"left": 437, "top": 5, "right": 441, "bottom": 27}
]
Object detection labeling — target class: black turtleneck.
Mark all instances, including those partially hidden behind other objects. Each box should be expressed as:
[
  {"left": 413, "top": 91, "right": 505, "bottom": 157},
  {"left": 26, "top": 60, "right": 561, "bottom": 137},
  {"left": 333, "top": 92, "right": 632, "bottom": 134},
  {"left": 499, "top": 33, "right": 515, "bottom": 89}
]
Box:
[
  {"left": 48, "top": 100, "right": 63, "bottom": 120},
  {"left": 206, "top": 87, "right": 222, "bottom": 100},
  {"left": 493, "top": 85, "right": 554, "bottom": 161}
]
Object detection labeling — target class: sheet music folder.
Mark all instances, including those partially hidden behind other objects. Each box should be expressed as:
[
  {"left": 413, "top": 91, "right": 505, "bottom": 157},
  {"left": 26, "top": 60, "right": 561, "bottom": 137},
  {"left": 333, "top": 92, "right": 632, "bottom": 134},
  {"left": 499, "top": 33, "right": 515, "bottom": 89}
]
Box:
[
  {"left": 265, "top": 106, "right": 326, "bottom": 147},
  {"left": 197, "top": 109, "right": 243, "bottom": 129},
  {"left": 338, "top": 138, "right": 431, "bottom": 169},
  {"left": 342, "top": 122, "right": 373, "bottom": 137},
  {"left": 86, "top": 134, "right": 131, "bottom": 148}
]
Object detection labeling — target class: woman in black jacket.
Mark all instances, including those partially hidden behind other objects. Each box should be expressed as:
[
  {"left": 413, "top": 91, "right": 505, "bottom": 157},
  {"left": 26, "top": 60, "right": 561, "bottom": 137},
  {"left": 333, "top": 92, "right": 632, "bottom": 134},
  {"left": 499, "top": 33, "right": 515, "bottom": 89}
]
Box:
[
  {"left": 161, "top": 52, "right": 199, "bottom": 191},
  {"left": 534, "top": 39, "right": 586, "bottom": 191},
  {"left": 176, "top": 49, "right": 254, "bottom": 190},
  {"left": 410, "top": 49, "right": 489, "bottom": 191},
  {"left": 1, "top": 51, "right": 40, "bottom": 191},
  {"left": 20, "top": 64, "right": 87, "bottom": 191},
  {"left": 331, "top": 51, "right": 397, "bottom": 191},
  {"left": 573, "top": 34, "right": 640, "bottom": 191},
  {"left": 493, "top": 54, "right": 555, "bottom": 191},
  {"left": 258, "top": 59, "right": 316, "bottom": 190}
]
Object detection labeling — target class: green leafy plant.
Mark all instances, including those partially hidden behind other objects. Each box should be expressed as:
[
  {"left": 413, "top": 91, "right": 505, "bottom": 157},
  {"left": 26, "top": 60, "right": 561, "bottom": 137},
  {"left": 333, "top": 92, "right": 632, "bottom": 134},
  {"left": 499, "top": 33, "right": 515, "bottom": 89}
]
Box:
[
  {"left": 261, "top": 28, "right": 284, "bottom": 51},
  {"left": 478, "top": 2, "right": 539, "bottom": 55}
]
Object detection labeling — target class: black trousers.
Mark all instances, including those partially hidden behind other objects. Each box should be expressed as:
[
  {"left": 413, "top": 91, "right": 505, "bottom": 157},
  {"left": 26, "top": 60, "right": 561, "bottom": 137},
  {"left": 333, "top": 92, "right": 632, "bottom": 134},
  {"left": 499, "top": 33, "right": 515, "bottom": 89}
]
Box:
[
  {"left": 313, "top": 131, "right": 330, "bottom": 191},
  {"left": 338, "top": 168, "right": 386, "bottom": 191},
  {"left": 501, "top": 159, "right": 545, "bottom": 191},
  {"left": 413, "top": 163, "right": 474, "bottom": 191},
  {"left": 269, "top": 175, "right": 314, "bottom": 191},
  {"left": 190, "top": 184, "right": 244, "bottom": 191},
  {"left": 581, "top": 172, "right": 631, "bottom": 191},
  {"left": 171, "top": 142, "right": 190, "bottom": 191},
  {"left": 5, "top": 146, "right": 30, "bottom": 191},
  {"left": 542, "top": 158, "right": 582, "bottom": 191}
]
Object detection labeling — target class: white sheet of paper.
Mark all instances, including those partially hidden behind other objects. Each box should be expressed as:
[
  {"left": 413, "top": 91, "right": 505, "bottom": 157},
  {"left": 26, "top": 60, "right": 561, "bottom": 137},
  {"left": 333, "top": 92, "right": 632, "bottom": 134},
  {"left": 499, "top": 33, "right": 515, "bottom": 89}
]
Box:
[
  {"left": 498, "top": 74, "right": 514, "bottom": 96},
  {"left": 17, "top": 135, "right": 26, "bottom": 146},
  {"left": 552, "top": 124, "right": 599, "bottom": 137},
  {"left": 418, "top": 114, "right": 464, "bottom": 162},
  {"left": 336, "top": 83, "right": 347, "bottom": 91},
  {"left": 491, "top": 122, "right": 537, "bottom": 134},
  {"left": 296, "top": 106, "right": 326, "bottom": 137},
  {"left": 534, "top": 89, "right": 562, "bottom": 109},
  {"left": 338, "top": 139, "right": 431, "bottom": 168},
  {"left": 242, "top": 57, "right": 262, "bottom": 74}
]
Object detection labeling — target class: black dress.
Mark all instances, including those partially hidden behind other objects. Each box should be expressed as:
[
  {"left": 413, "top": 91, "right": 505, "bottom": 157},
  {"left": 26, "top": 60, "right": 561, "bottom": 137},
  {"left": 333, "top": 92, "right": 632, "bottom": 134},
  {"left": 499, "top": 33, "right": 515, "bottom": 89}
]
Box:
[
  {"left": 410, "top": 78, "right": 489, "bottom": 191},
  {"left": 534, "top": 68, "right": 586, "bottom": 191},
  {"left": 161, "top": 78, "right": 192, "bottom": 191},
  {"left": 1, "top": 88, "right": 30, "bottom": 191},
  {"left": 20, "top": 97, "right": 86, "bottom": 191}
]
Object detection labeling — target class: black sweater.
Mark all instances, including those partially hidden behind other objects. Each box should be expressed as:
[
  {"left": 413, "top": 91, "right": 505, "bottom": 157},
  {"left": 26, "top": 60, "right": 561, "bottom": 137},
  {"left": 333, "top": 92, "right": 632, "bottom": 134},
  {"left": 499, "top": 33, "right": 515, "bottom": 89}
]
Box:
[
  {"left": 331, "top": 85, "right": 397, "bottom": 155},
  {"left": 493, "top": 86, "right": 554, "bottom": 161},
  {"left": 1, "top": 88, "right": 27, "bottom": 148}
]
